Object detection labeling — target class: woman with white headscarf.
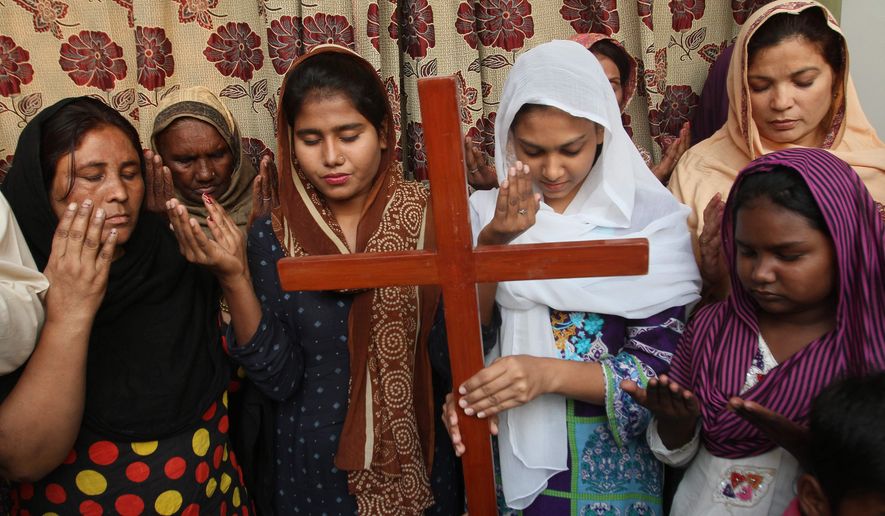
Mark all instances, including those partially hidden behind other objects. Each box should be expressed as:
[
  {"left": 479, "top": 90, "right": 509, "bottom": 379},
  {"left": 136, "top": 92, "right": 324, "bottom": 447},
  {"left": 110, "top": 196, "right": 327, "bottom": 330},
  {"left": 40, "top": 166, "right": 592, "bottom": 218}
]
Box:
[{"left": 443, "top": 40, "right": 700, "bottom": 514}]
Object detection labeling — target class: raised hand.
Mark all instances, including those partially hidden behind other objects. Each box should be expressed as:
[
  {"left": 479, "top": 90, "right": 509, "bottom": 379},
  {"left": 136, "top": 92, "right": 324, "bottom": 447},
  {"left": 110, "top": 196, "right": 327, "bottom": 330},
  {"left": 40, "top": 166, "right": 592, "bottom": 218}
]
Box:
[
  {"left": 652, "top": 121, "right": 691, "bottom": 184},
  {"left": 250, "top": 154, "right": 279, "bottom": 225},
  {"left": 622, "top": 374, "right": 700, "bottom": 449},
  {"left": 43, "top": 200, "right": 117, "bottom": 322},
  {"left": 442, "top": 392, "right": 499, "bottom": 458},
  {"left": 699, "top": 193, "right": 728, "bottom": 299},
  {"left": 143, "top": 149, "right": 174, "bottom": 214},
  {"left": 477, "top": 161, "right": 541, "bottom": 246},
  {"left": 464, "top": 134, "right": 498, "bottom": 190},
  {"left": 728, "top": 397, "right": 810, "bottom": 467},
  {"left": 166, "top": 195, "right": 247, "bottom": 282}
]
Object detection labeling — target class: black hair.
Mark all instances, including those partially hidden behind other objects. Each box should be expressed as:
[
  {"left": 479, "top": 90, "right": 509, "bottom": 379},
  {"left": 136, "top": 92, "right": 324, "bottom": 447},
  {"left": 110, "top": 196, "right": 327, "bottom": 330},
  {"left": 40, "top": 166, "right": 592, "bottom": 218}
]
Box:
[
  {"left": 590, "top": 39, "right": 631, "bottom": 93},
  {"left": 510, "top": 103, "right": 604, "bottom": 166},
  {"left": 40, "top": 97, "right": 145, "bottom": 199},
  {"left": 808, "top": 372, "right": 885, "bottom": 509},
  {"left": 281, "top": 53, "right": 387, "bottom": 133},
  {"left": 732, "top": 166, "right": 827, "bottom": 233},
  {"left": 748, "top": 7, "right": 845, "bottom": 82}
]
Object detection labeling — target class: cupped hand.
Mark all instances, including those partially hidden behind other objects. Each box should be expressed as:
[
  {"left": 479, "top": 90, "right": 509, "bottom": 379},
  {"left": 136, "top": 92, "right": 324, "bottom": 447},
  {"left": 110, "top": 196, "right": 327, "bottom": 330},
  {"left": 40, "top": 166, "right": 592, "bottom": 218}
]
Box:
[
  {"left": 166, "top": 195, "right": 248, "bottom": 283},
  {"left": 43, "top": 200, "right": 117, "bottom": 322},
  {"left": 464, "top": 134, "right": 498, "bottom": 190},
  {"left": 143, "top": 149, "right": 174, "bottom": 214},
  {"left": 477, "top": 161, "right": 541, "bottom": 246}
]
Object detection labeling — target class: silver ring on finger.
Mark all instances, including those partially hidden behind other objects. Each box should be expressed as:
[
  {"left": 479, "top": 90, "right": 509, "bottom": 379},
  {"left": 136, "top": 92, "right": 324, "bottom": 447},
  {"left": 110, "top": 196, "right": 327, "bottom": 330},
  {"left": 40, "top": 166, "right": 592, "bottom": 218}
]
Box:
[{"left": 517, "top": 208, "right": 528, "bottom": 215}]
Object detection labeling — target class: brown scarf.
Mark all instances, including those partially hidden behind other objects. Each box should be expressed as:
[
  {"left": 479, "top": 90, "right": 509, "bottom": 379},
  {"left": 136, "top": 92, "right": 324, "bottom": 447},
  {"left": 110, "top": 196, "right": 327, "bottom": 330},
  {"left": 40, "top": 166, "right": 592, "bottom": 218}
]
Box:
[{"left": 273, "top": 45, "right": 439, "bottom": 515}]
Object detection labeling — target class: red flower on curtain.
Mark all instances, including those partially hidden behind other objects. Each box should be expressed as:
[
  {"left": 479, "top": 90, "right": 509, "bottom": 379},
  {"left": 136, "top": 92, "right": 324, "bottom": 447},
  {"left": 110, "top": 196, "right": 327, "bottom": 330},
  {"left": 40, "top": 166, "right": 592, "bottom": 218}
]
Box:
[
  {"left": 0, "top": 154, "right": 13, "bottom": 184},
  {"left": 637, "top": 0, "right": 653, "bottom": 30},
  {"left": 475, "top": 0, "right": 534, "bottom": 51},
  {"left": 388, "top": 0, "right": 435, "bottom": 59},
  {"left": 731, "top": 0, "right": 767, "bottom": 24},
  {"left": 455, "top": 3, "right": 479, "bottom": 48},
  {"left": 241, "top": 137, "right": 275, "bottom": 172},
  {"left": 136, "top": 27, "right": 174, "bottom": 91},
  {"left": 303, "top": 13, "right": 356, "bottom": 51},
  {"left": 622, "top": 113, "right": 633, "bottom": 138},
  {"left": 367, "top": 3, "right": 381, "bottom": 51},
  {"left": 59, "top": 31, "right": 127, "bottom": 91},
  {"left": 267, "top": 16, "right": 304, "bottom": 75},
  {"left": 669, "top": 0, "right": 705, "bottom": 32},
  {"left": 466, "top": 112, "right": 497, "bottom": 158},
  {"left": 0, "top": 36, "right": 34, "bottom": 97},
  {"left": 204, "top": 22, "right": 264, "bottom": 82},
  {"left": 12, "top": 0, "right": 70, "bottom": 40},
  {"left": 648, "top": 84, "right": 699, "bottom": 144},
  {"left": 175, "top": 0, "right": 220, "bottom": 30},
  {"left": 560, "top": 0, "right": 619, "bottom": 36},
  {"left": 406, "top": 121, "right": 428, "bottom": 179}
]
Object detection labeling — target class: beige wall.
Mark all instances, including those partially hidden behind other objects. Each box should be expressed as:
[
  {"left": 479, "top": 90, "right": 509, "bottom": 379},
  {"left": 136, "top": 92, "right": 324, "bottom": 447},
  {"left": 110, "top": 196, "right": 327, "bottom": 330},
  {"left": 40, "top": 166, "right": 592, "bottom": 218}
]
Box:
[{"left": 841, "top": 0, "right": 885, "bottom": 135}]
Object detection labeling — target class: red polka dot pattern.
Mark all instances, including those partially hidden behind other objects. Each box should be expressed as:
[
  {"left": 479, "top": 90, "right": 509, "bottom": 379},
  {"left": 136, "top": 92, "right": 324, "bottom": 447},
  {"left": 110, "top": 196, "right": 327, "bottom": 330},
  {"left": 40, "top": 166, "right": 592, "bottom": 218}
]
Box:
[
  {"left": 164, "top": 456, "right": 186, "bottom": 480},
  {"left": 12, "top": 391, "right": 254, "bottom": 515},
  {"left": 125, "top": 462, "right": 151, "bottom": 483},
  {"left": 89, "top": 441, "right": 119, "bottom": 466}
]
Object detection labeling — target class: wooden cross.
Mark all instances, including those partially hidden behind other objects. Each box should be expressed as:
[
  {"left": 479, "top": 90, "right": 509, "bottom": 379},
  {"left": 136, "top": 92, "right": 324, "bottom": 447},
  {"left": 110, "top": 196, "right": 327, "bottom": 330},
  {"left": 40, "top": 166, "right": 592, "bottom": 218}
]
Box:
[{"left": 277, "top": 77, "right": 649, "bottom": 515}]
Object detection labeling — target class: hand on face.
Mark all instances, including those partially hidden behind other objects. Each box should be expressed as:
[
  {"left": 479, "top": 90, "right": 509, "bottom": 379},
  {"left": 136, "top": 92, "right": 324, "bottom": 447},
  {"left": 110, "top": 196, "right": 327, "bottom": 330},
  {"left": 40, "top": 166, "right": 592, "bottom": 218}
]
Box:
[
  {"left": 166, "top": 195, "right": 248, "bottom": 283},
  {"left": 478, "top": 161, "right": 541, "bottom": 246},
  {"left": 143, "top": 149, "right": 174, "bottom": 214},
  {"left": 464, "top": 134, "right": 499, "bottom": 190},
  {"left": 49, "top": 125, "right": 144, "bottom": 248},
  {"left": 43, "top": 200, "right": 117, "bottom": 323}
]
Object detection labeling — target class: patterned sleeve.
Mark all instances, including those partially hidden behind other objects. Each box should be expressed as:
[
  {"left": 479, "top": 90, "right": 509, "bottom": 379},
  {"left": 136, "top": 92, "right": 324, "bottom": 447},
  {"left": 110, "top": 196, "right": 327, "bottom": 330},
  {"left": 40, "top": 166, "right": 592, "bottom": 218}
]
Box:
[
  {"left": 227, "top": 217, "right": 304, "bottom": 402},
  {"left": 599, "top": 305, "right": 686, "bottom": 447}
]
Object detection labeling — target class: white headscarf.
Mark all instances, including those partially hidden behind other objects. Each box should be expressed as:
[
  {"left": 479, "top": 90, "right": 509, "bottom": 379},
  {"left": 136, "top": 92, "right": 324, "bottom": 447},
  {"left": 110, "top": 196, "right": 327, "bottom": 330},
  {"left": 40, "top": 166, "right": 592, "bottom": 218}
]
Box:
[
  {"left": 0, "top": 192, "right": 47, "bottom": 374},
  {"left": 468, "top": 40, "right": 701, "bottom": 509}
]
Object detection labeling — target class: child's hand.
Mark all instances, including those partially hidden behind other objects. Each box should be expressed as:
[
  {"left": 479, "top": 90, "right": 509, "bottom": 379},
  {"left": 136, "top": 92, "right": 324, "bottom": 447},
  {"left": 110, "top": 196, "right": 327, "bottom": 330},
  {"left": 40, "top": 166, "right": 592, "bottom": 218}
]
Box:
[
  {"left": 144, "top": 149, "right": 174, "bottom": 214},
  {"left": 464, "top": 134, "right": 498, "bottom": 190},
  {"left": 728, "top": 397, "right": 810, "bottom": 468},
  {"left": 477, "top": 161, "right": 541, "bottom": 246},
  {"left": 622, "top": 374, "right": 700, "bottom": 449},
  {"left": 442, "top": 392, "right": 498, "bottom": 457},
  {"left": 457, "top": 355, "right": 550, "bottom": 419}
]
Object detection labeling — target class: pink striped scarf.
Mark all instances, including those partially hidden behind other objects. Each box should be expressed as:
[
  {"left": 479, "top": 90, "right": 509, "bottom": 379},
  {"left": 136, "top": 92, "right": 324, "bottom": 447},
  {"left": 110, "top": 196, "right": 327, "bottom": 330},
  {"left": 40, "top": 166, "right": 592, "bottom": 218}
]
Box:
[{"left": 668, "top": 147, "right": 885, "bottom": 458}]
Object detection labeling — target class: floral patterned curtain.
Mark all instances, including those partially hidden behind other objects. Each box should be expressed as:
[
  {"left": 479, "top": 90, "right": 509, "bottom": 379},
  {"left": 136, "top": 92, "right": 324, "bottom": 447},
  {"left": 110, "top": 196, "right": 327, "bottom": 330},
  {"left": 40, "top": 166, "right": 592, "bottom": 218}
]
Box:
[{"left": 0, "top": 0, "right": 771, "bottom": 182}]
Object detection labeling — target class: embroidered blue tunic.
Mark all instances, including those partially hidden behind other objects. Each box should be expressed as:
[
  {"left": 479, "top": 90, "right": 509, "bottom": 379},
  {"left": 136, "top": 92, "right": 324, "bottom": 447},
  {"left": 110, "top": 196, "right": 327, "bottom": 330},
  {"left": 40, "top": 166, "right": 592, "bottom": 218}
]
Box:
[{"left": 498, "top": 307, "right": 686, "bottom": 516}]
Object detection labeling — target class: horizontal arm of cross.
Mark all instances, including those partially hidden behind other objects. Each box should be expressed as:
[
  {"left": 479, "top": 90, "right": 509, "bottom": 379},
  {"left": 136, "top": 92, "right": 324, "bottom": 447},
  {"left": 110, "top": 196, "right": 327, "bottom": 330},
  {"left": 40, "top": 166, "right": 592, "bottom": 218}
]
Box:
[{"left": 276, "top": 238, "right": 648, "bottom": 291}]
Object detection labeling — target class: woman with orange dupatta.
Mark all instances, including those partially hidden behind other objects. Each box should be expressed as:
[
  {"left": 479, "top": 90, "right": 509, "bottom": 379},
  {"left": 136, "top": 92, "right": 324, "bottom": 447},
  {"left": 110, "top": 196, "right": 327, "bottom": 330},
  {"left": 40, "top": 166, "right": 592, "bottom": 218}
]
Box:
[
  {"left": 668, "top": 0, "right": 885, "bottom": 298},
  {"left": 162, "top": 45, "right": 459, "bottom": 514}
]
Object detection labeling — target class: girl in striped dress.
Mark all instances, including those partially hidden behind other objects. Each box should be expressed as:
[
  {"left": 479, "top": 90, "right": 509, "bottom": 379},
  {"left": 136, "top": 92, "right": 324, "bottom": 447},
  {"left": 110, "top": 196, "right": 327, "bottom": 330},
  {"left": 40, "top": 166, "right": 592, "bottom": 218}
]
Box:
[{"left": 623, "top": 147, "right": 885, "bottom": 515}]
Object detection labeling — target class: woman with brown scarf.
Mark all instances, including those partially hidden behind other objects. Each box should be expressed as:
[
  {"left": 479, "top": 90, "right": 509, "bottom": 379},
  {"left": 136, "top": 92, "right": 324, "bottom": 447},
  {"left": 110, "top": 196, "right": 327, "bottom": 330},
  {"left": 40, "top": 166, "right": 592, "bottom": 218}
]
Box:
[{"left": 163, "top": 45, "right": 456, "bottom": 515}]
